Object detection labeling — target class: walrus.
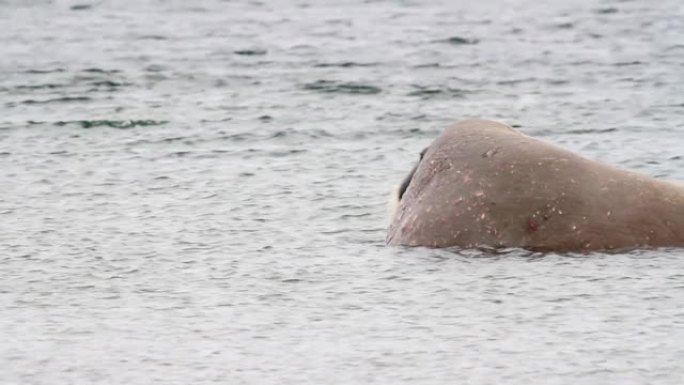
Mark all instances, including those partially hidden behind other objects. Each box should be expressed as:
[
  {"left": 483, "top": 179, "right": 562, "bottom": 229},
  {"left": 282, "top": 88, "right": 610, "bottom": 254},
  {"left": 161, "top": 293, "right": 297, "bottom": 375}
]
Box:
[{"left": 386, "top": 119, "right": 684, "bottom": 252}]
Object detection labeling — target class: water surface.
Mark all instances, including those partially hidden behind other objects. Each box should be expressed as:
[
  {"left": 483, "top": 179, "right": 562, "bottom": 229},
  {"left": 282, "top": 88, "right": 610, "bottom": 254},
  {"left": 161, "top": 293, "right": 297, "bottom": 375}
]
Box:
[{"left": 2, "top": 0, "right": 684, "bottom": 384}]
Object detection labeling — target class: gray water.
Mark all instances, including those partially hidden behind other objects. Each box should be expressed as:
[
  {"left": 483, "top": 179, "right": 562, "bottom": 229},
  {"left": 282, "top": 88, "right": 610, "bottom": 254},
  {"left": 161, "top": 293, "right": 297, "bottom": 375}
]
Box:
[{"left": 2, "top": 0, "right": 684, "bottom": 384}]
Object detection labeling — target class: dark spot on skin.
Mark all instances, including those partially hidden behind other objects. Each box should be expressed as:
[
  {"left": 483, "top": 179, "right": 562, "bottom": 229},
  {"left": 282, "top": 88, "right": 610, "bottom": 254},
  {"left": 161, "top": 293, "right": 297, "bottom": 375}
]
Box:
[
  {"left": 419, "top": 147, "right": 427, "bottom": 159},
  {"left": 398, "top": 147, "right": 428, "bottom": 200},
  {"left": 527, "top": 218, "right": 539, "bottom": 232}
]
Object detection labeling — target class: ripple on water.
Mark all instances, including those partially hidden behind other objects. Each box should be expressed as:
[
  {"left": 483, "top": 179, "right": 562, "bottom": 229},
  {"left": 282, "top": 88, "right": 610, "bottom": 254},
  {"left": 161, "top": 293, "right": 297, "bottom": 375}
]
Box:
[
  {"left": 22, "top": 68, "right": 66, "bottom": 74},
  {"left": 439, "top": 36, "right": 480, "bottom": 45},
  {"left": 313, "top": 61, "right": 380, "bottom": 68},
  {"left": 594, "top": 7, "right": 619, "bottom": 14},
  {"left": 407, "top": 85, "right": 472, "bottom": 99},
  {"left": 53, "top": 120, "right": 168, "bottom": 129},
  {"left": 18, "top": 96, "right": 92, "bottom": 104},
  {"left": 302, "top": 80, "right": 383, "bottom": 95},
  {"left": 234, "top": 49, "right": 268, "bottom": 56}
]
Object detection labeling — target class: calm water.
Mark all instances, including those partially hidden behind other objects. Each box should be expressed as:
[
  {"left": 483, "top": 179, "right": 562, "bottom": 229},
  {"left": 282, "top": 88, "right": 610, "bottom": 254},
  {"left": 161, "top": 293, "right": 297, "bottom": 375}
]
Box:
[{"left": 2, "top": 0, "right": 684, "bottom": 384}]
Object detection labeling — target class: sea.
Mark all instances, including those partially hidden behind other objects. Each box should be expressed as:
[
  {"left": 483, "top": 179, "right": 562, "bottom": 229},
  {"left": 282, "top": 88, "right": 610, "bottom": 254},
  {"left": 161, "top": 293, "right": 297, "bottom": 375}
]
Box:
[{"left": 1, "top": 0, "right": 684, "bottom": 384}]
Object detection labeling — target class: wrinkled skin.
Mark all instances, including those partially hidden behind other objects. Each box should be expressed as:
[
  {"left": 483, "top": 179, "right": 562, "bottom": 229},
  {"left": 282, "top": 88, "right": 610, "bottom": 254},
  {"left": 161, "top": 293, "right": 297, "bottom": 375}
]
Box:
[{"left": 386, "top": 119, "right": 684, "bottom": 252}]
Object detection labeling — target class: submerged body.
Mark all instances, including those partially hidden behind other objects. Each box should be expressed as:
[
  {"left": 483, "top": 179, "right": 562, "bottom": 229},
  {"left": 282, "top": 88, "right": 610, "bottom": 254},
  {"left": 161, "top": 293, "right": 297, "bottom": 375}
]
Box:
[{"left": 386, "top": 119, "right": 684, "bottom": 251}]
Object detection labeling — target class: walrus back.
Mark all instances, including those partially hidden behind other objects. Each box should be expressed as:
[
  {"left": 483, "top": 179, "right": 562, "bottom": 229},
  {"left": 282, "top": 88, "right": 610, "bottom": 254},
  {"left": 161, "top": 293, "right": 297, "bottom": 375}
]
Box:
[{"left": 387, "top": 119, "right": 684, "bottom": 251}]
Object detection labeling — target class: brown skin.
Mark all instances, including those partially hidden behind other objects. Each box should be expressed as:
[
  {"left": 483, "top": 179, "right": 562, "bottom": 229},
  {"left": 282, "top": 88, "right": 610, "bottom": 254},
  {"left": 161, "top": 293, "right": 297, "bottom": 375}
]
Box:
[{"left": 386, "top": 119, "right": 684, "bottom": 251}]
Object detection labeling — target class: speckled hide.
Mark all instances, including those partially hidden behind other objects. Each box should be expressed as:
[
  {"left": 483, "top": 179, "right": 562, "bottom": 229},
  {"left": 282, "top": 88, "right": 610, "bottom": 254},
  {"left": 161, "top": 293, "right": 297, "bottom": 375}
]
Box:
[{"left": 386, "top": 119, "right": 684, "bottom": 251}]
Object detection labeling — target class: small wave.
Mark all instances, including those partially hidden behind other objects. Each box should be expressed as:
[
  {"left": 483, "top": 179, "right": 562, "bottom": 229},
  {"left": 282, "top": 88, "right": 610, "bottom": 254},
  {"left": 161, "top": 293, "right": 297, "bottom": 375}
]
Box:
[
  {"left": 21, "top": 96, "right": 91, "bottom": 104},
  {"left": 302, "top": 80, "right": 382, "bottom": 95},
  {"left": 90, "top": 80, "right": 128, "bottom": 87},
  {"left": 269, "top": 130, "right": 289, "bottom": 139},
  {"left": 70, "top": 4, "right": 92, "bottom": 10},
  {"left": 373, "top": 122, "right": 442, "bottom": 137},
  {"left": 167, "top": 151, "right": 191, "bottom": 157},
  {"left": 665, "top": 44, "right": 684, "bottom": 51},
  {"left": 234, "top": 49, "right": 267, "bottom": 56},
  {"left": 218, "top": 132, "right": 256, "bottom": 142},
  {"left": 554, "top": 22, "right": 574, "bottom": 29},
  {"left": 561, "top": 127, "right": 617, "bottom": 135},
  {"left": 407, "top": 85, "right": 470, "bottom": 99},
  {"left": 547, "top": 79, "right": 569, "bottom": 85},
  {"left": 375, "top": 112, "right": 433, "bottom": 122},
  {"left": 411, "top": 63, "right": 458, "bottom": 69},
  {"left": 210, "top": 128, "right": 336, "bottom": 145},
  {"left": 54, "top": 120, "right": 167, "bottom": 129},
  {"left": 24, "top": 68, "right": 66, "bottom": 74},
  {"left": 496, "top": 78, "right": 535, "bottom": 86},
  {"left": 138, "top": 35, "right": 168, "bottom": 40},
  {"left": 594, "top": 7, "right": 618, "bottom": 14},
  {"left": 439, "top": 36, "right": 479, "bottom": 45},
  {"left": 88, "top": 80, "right": 130, "bottom": 91},
  {"left": 15, "top": 83, "right": 65, "bottom": 90},
  {"left": 313, "top": 62, "right": 378, "bottom": 68},
  {"left": 340, "top": 213, "right": 372, "bottom": 219},
  {"left": 613, "top": 61, "right": 643, "bottom": 67},
  {"left": 82, "top": 68, "right": 121, "bottom": 74},
  {"left": 269, "top": 149, "right": 307, "bottom": 157},
  {"left": 270, "top": 127, "right": 334, "bottom": 140}
]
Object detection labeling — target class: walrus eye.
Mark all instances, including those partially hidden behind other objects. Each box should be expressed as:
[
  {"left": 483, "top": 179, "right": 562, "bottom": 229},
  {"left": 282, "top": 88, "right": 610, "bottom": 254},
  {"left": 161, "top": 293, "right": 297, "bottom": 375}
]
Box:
[{"left": 398, "top": 147, "right": 428, "bottom": 201}]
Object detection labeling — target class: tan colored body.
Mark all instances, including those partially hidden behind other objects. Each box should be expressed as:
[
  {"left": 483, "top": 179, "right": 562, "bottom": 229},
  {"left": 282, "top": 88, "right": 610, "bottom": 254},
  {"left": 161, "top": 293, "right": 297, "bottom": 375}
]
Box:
[{"left": 386, "top": 119, "right": 684, "bottom": 251}]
